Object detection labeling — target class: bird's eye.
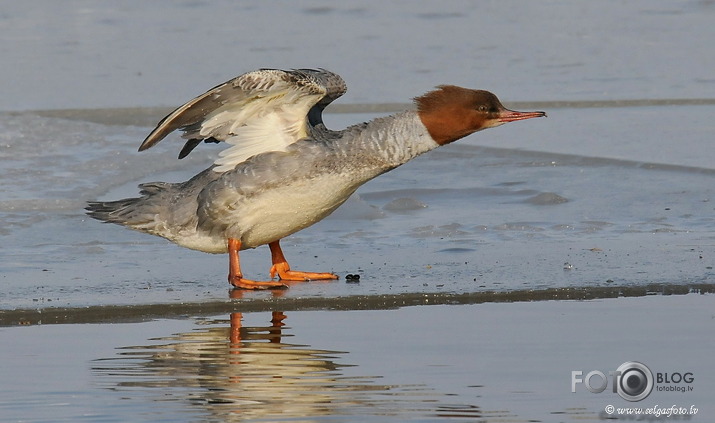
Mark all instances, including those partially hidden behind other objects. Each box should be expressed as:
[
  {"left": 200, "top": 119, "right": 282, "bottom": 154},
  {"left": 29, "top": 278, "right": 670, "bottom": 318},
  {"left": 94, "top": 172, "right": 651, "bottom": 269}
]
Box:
[{"left": 477, "top": 105, "right": 488, "bottom": 112}]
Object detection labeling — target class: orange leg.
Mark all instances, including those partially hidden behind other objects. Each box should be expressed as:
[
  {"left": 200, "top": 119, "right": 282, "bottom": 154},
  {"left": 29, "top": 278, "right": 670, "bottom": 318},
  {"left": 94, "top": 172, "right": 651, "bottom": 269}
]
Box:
[
  {"left": 228, "top": 238, "right": 287, "bottom": 290},
  {"left": 269, "top": 311, "right": 287, "bottom": 343},
  {"left": 268, "top": 240, "right": 339, "bottom": 281}
]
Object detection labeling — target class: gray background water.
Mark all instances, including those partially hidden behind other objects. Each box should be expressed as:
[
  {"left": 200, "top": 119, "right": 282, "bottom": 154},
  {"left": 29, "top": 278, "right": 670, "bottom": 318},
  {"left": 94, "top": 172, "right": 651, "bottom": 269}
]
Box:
[
  {"left": 1, "top": 1, "right": 714, "bottom": 422},
  {"left": 2, "top": 0, "right": 715, "bottom": 111}
]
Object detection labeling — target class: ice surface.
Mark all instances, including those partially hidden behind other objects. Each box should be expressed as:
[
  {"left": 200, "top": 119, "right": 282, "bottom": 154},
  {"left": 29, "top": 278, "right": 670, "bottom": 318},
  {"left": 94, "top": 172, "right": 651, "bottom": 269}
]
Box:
[
  {"left": 0, "top": 107, "right": 713, "bottom": 309},
  {"left": 0, "top": 1, "right": 713, "bottom": 310}
]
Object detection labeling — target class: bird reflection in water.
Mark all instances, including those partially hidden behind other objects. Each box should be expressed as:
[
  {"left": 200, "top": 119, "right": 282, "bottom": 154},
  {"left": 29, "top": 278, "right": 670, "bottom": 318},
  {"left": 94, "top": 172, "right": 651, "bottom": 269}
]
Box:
[
  {"left": 94, "top": 310, "right": 384, "bottom": 421},
  {"left": 94, "top": 307, "right": 486, "bottom": 421}
]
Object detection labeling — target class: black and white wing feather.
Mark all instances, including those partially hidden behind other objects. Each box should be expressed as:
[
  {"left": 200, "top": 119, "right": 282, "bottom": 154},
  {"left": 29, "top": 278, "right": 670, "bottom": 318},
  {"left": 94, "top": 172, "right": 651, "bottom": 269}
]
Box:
[{"left": 138, "top": 68, "right": 347, "bottom": 173}]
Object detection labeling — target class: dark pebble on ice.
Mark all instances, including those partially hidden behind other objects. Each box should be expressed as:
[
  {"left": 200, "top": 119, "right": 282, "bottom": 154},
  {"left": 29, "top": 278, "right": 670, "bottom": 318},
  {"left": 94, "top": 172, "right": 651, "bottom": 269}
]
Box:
[{"left": 345, "top": 274, "right": 361, "bottom": 283}]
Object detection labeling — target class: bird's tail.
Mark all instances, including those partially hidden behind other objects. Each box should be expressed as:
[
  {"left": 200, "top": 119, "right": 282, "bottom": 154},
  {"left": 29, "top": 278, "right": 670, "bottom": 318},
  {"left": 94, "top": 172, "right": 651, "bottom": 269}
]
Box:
[{"left": 86, "top": 182, "right": 172, "bottom": 233}]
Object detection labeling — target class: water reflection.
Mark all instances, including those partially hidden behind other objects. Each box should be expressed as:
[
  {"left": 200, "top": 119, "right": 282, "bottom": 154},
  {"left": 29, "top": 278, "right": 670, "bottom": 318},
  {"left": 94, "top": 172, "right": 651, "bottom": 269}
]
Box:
[{"left": 93, "top": 311, "right": 489, "bottom": 422}]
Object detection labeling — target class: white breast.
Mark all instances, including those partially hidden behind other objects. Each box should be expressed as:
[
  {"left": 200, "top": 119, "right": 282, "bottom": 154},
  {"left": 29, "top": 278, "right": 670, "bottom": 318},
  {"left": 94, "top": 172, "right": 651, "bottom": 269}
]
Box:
[{"left": 230, "top": 171, "right": 365, "bottom": 248}]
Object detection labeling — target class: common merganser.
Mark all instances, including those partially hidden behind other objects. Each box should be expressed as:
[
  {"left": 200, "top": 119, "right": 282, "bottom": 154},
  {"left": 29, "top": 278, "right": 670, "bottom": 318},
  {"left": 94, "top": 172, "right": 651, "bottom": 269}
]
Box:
[{"left": 86, "top": 68, "right": 546, "bottom": 289}]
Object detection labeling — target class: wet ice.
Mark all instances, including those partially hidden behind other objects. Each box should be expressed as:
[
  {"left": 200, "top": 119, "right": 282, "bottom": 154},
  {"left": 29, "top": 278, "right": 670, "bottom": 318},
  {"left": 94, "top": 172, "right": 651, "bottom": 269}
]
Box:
[{"left": 1, "top": 106, "right": 713, "bottom": 308}]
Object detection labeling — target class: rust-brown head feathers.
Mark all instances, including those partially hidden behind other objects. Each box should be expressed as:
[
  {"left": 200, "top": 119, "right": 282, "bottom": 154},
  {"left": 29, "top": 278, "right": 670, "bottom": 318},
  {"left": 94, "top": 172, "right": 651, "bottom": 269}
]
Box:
[{"left": 415, "top": 85, "right": 545, "bottom": 145}]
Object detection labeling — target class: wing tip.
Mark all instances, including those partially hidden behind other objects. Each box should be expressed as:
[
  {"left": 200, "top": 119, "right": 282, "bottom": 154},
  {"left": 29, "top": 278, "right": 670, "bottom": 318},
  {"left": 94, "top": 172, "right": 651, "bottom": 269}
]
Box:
[{"left": 138, "top": 136, "right": 156, "bottom": 152}]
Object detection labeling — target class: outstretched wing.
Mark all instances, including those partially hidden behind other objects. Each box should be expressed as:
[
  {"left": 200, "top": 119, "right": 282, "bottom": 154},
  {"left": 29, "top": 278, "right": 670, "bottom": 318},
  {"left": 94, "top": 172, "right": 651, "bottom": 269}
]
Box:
[{"left": 138, "top": 68, "right": 347, "bottom": 173}]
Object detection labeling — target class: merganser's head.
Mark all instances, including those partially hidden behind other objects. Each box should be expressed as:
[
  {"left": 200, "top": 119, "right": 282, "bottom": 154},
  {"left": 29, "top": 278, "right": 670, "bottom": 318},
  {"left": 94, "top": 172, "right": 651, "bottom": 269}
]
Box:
[{"left": 415, "top": 85, "right": 546, "bottom": 145}]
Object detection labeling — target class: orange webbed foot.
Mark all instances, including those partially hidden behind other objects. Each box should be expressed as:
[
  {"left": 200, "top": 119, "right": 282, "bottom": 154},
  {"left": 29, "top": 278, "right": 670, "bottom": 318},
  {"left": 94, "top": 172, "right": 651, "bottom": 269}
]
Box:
[
  {"left": 268, "top": 240, "right": 339, "bottom": 282},
  {"left": 229, "top": 274, "right": 288, "bottom": 290},
  {"left": 269, "top": 261, "right": 339, "bottom": 281}
]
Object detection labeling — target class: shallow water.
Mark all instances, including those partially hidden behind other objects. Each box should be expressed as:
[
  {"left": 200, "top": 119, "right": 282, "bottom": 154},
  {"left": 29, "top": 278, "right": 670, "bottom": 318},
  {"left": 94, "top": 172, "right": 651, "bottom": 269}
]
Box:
[
  {"left": 2, "top": 1, "right": 715, "bottom": 111},
  {"left": 2, "top": 295, "right": 713, "bottom": 422}
]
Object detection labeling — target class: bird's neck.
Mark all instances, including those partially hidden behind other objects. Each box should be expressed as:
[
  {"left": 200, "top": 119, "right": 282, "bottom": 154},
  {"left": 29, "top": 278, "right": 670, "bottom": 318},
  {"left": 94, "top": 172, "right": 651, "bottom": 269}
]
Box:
[{"left": 344, "top": 110, "right": 440, "bottom": 168}]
